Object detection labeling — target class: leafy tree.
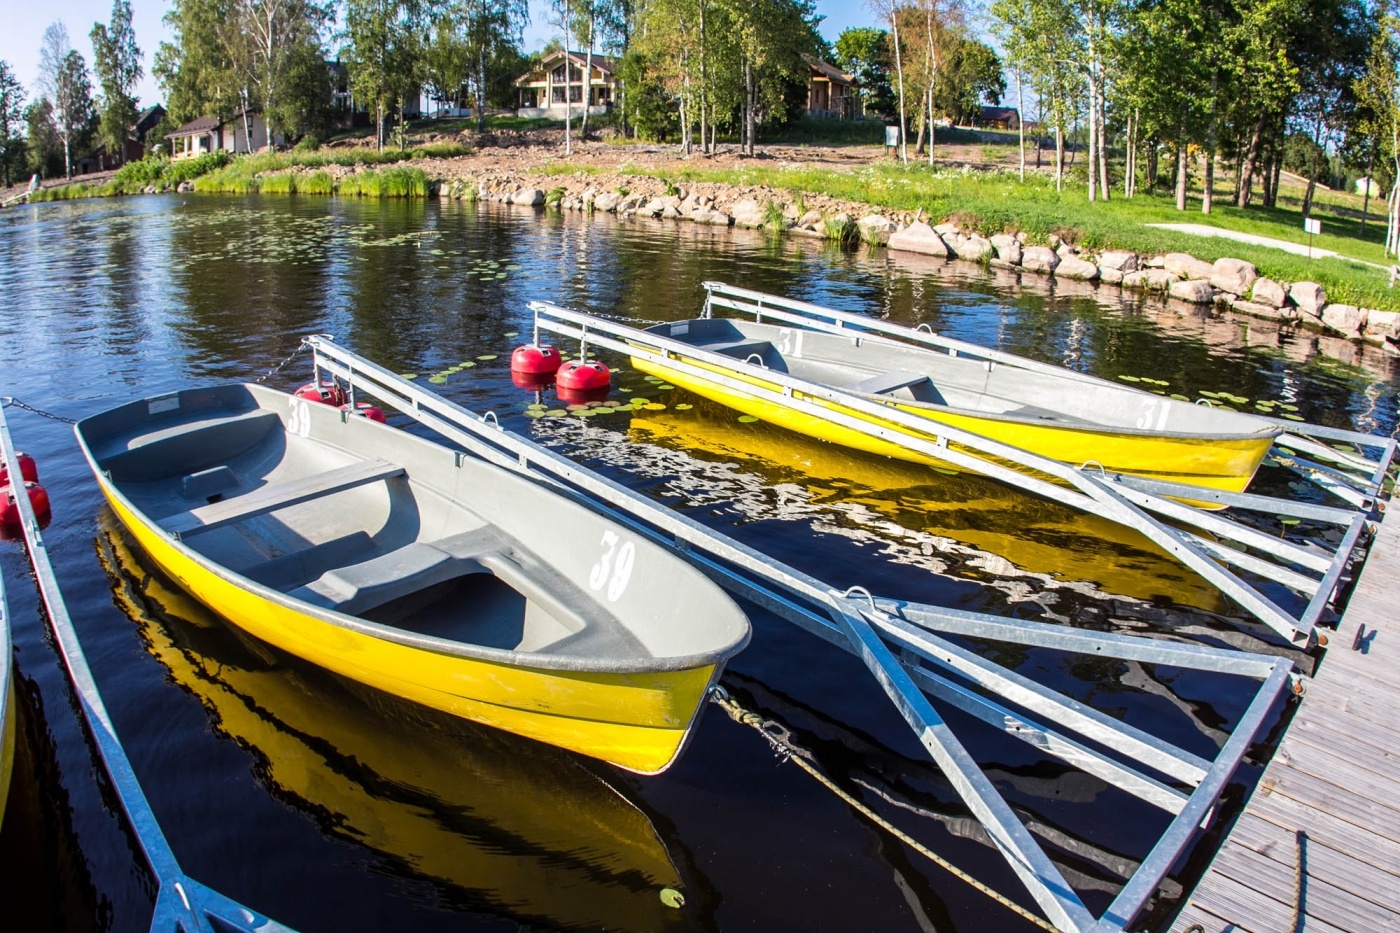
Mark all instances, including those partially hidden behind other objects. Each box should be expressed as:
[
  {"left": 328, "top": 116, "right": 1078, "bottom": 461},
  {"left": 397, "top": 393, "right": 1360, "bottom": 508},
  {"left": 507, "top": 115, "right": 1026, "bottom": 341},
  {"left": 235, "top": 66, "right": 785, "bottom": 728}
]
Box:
[
  {"left": 38, "top": 24, "right": 96, "bottom": 178},
  {"left": 935, "top": 35, "right": 1004, "bottom": 126},
  {"left": 0, "top": 61, "right": 25, "bottom": 186},
  {"left": 833, "top": 26, "right": 895, "bottom": 116},
  {"left": 25, "top": 99, "right": 63, "bottom": 178},
  {"left": 344, "top": 0, "right": 424, "bottom": 150},
  {"left": 90, "top": 0, "right": 143, "bottom": 164}
]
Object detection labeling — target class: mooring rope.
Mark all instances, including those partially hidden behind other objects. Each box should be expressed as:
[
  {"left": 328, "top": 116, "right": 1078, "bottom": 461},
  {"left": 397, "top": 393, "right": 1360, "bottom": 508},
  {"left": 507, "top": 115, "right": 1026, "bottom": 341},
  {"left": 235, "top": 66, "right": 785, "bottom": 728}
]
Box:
[
  {"left": 253, "top": 340, "right": 312, "bottom": 384},
  {"left": 708, "top": 686, "right": 1058, "bottom": 933}
]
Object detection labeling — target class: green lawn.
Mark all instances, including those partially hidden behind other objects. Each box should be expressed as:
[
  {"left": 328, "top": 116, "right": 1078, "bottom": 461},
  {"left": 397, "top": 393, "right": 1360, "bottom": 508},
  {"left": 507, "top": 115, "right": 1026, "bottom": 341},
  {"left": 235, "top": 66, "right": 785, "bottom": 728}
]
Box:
[{"left": 546, "top": 159, "right": 1400, "bottom": 310}]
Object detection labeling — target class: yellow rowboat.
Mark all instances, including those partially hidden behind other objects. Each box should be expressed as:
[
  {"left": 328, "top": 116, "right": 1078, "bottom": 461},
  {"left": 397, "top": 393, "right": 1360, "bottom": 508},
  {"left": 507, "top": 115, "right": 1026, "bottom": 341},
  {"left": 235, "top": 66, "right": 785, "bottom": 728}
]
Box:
[
  {"left": 76, "top": 384, "right": 750, "bottom": 774},
  {"left": 626, "top": 405, "right": 1233, "bottom": 613},
  {"left": 632, "top": 316, "right": 1283, "bottom": 497},
  {"left": 97, "top": 518, "right": 696, "bottom": 932}
]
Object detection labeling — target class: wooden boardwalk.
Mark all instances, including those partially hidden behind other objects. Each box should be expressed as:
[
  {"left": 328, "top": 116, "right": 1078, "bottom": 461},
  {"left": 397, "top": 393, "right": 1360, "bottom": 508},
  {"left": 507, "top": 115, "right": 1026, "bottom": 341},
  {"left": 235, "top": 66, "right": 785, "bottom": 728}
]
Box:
[{"left": 1170, "top": 509, "right": 1400, "bottom": 933}]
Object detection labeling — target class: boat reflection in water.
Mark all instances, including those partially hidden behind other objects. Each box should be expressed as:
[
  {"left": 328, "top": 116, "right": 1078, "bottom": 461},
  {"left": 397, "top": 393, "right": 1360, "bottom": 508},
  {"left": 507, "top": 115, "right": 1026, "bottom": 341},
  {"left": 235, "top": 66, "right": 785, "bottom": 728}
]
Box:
[
  {"left": 96, "top": 515, "right": 701, "bottom": 933},
  {"left": 606, "top": 400, "right": 1234, "bottom": 618}
]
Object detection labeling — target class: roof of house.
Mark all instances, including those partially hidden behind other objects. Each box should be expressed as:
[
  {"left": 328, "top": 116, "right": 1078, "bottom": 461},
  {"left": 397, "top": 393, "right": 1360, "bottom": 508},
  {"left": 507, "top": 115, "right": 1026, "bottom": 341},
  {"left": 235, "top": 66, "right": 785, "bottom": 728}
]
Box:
[
  {"left": 134, "top": 104, "right": 165, "bottom": 134},
  {"left": 165, "top": 115, "right": 220, "bottom": 138},
  {"left": 803, "top": 55, "right": 856, "bottom": 86},
  {"left": 515, "top": 50, "right": 621, "bottom": 86},
  {"left": 980, "top": 106, "right": 1020, "bottom": 122}
]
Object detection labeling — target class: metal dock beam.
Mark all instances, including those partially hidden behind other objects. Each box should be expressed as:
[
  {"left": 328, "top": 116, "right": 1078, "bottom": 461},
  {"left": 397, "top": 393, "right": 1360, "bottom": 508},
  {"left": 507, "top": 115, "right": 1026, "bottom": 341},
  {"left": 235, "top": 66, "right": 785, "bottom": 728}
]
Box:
[
  {"left": 0, "top": 400, "right": 291, "bottom": 933},
  {"left": 308, "top": 337, "right": 1300, "bottom": 933}
]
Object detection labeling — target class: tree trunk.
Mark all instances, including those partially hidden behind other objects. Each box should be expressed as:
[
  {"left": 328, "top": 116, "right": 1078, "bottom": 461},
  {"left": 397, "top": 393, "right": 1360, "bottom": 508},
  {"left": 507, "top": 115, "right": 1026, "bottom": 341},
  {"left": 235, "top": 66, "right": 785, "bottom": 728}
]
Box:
[
  {"left": 1016, "top": 69, "right": 1025, "bottom": 182},
  {"left": 1055, "top": 126, "right": 1063, "bottom": 191},
  {"left": 1097, "top": 79, "right": 1109, "bottom": 201},
  {"left": 1175, "top": 143, "right": 1188, "bottom": 211},
  {"left": 1361, "top": 147, "right": 1375, "bottom": 235},
  {"left": 745, "top": 57, "right": 755, "bottom": 156},
  {"left": 376, "top": 102, "right": 384, "bottom": 152},
  {"left": 1236, "top": 112, "right": 1266, "bottom": 208},
  {"left": 698, "top": 3, "right": 707, "bottom": 154},
  {"left": 1301, "top": 105, "right": 1325, "bottom": 217},
  {"left": 1087, "top": 73, "right": 1097, "bottom": 202},
  {"left": 581, "top": 14, "right": 595, "bottom": 141},
  {"left": 476, "top": 45, "right": 487, "bottom": 132},
  {"left": 563, "top": 1, "right": 573, "bottom": 158},
  {"left": 63, "top": 132, "right": 70, "bottom": 179},
  {"left": 890, "top": 13, "right": 907, "bottom": 165},
  {"left": 1202, "top": 74, "right": 1217, "bottom": 214},
  {"left": 1147, "top": 142, "right": 1157, "bottom": 192}
]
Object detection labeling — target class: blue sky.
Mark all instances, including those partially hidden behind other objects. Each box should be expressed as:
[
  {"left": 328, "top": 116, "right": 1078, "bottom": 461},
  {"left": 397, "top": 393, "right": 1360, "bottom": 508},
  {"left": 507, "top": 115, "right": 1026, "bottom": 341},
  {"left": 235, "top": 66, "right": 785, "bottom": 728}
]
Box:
[{"left": 0, "top": 0, "right": 878, "bottom": 109}]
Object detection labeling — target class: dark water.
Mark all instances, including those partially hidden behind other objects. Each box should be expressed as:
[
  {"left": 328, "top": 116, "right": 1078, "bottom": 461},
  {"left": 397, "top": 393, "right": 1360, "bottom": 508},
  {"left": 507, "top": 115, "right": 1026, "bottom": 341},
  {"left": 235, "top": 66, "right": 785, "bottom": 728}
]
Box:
[{"left": 0, "top": 194, "right": 1396, "bottom": 933}]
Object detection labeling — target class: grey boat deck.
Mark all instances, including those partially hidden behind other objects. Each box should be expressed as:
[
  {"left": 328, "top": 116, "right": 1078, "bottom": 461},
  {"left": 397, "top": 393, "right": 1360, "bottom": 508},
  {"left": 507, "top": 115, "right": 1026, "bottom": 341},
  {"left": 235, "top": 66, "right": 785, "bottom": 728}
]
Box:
[{"left": 1171, "top": 509, "right": 1400, "bottom": 933}]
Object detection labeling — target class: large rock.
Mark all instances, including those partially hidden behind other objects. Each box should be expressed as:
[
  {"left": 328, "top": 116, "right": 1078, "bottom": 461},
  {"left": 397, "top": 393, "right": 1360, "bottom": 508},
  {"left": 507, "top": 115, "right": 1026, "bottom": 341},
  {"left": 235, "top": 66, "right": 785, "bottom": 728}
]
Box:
[
  {"left": 730, "top": 198, "right": 767, "bottom": 228},
  {"left": 1146, "top": 269, "right": 1181, "bottom": 291},
  {"left": 990, "top": 234, "right": 1022, "bottom": 265},
  {"left": 858, "top": 214, "right": 896, "bottom": 245},
  {"left": 1169, "top": 280, "right": 1215, "bottom": 304},
  {"left": 1056, "top": 257, "right": 1099, "bottom": 280},
  {"left": 1289, "top": 281, "right": 1327, "bottom": 314},
  {"left": 1099, "top": 268, "right": 1125, "bottom": 285},
  {"left": 1121, "top": 271, "right": 1150, "bottom": 290},
  {"left": 641, "top": 197, "right": 669, "bottom": 216},
  {"left": 888, "top": 221, "right": 950, "bottom": 257},
  {"left": 1163, "top": 252, "right": 1215, "bottom": 280},
  {"left": 1021, "top": 245, "right": 1060, "bottom": 273},
  {"left": 1211, "top": 258, "right": 1258, "bottom": 296},
  {"left": 593, "top": 190, "right": 622, "bottom": 212},
  {"left": 1251, "top": 277, "right": 1287, "bottom": 308},
  {"left": 616, "top": 194, "right": 646, "bottom": 213},
  {"left": 1364, "top": 308, "right": 1400, "bottom": 343},
  {"left": 955, "top": 234, "right": 993, "bottom": 262},
  {"left": 934, "top": 222, "right": 961, "bottom": 237},
  {"left": 1098, "top": 250, "right": 1139, "bottom": 273},
  {"left": 797, "top": 209, "right": 823, "bottom": 229},
  {"left": 1321, "top": 303, "right": 1366, "bottom": 338},
  {"left": 511, "top": 188, "right": 545, "bottom": 206},
  {"left": 693, "top": 208, "right": 733, "bottom": 226}
]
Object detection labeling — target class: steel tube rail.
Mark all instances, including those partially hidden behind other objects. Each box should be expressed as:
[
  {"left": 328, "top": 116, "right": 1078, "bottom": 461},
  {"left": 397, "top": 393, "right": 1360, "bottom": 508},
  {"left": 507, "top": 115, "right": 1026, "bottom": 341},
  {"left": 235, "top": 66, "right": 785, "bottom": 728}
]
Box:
[
  {"left": 0, "top": 403, "right": 288, "bottom": 933},
  {"left": 310, "top": 337, "right": 1298, "bottom": 932},
  {"left": 531, "top": 303, "right": 1319, "bottom": 643},
  {"left": 1091, "top": 659, "right": 1296, "bottom": 933}
]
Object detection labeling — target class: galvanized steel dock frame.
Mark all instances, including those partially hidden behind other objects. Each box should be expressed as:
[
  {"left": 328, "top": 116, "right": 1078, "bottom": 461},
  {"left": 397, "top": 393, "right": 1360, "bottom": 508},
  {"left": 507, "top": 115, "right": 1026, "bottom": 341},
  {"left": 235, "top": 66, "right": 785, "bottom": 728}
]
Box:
[
  {"left": 0, "top": 400, "right": 290, "bottom": 933},
  {"left": 309, "top": 336, "right": 1305, "bottom": 933},
  {"left": 528, "top": 284, "right": 1395, "bottom": 649}
]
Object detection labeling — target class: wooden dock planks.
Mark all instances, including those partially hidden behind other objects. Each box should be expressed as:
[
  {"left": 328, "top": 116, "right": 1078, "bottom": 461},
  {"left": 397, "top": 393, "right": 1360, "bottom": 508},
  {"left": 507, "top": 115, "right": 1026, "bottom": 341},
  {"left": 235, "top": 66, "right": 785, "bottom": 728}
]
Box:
[{"left": 1170, "top": 509, "right": 1400, "bottom": 933}]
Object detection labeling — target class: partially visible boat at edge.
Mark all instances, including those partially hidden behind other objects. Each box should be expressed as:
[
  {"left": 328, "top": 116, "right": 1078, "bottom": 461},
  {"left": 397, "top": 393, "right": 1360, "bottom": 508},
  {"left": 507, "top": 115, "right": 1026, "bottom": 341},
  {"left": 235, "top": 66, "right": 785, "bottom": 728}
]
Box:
[
  {"left": 76, "top": 383, "right": 751, "bottom": 774},
  {"left": 629, "top": 306, "right": 1283, "bottom": 497},
  {"left": 0, "top": 550, "right": 15, "bottom": 831}
]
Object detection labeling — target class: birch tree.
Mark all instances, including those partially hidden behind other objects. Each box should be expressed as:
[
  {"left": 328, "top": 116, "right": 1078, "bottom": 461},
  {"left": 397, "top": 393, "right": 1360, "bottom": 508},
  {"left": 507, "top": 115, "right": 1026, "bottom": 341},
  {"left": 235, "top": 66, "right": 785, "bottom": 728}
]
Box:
[{"left": 90, "top": 0, "right": 142, "bottom": 162}]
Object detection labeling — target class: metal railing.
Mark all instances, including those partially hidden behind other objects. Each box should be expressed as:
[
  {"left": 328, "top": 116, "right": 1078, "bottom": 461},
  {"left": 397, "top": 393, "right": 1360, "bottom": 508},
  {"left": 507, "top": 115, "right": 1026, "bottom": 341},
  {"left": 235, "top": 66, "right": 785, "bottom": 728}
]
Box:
[
  {"left": 308, "top": 335, "right": 1299, "bottom": 933},
  {"left": 0, "top": 401, "right": 291, "bottom": 933},
  {"left": 528, "top": 291, "right": 1393, "bottom": 648}
]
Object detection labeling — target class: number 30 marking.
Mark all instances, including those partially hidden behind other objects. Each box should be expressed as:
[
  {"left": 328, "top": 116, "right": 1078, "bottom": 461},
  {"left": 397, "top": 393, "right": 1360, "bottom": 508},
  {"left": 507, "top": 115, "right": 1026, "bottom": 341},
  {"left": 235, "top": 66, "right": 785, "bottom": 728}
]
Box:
[{"left": 588, "top": 529, "right": 636, "bottom": 602}]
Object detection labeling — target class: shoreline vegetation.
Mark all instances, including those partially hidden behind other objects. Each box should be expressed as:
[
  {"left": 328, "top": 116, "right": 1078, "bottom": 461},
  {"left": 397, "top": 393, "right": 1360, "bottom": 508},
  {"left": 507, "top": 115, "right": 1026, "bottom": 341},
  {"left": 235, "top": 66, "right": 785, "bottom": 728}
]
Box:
[{"left": 15, "top": 131, "right": 1400, "bottom": 352}]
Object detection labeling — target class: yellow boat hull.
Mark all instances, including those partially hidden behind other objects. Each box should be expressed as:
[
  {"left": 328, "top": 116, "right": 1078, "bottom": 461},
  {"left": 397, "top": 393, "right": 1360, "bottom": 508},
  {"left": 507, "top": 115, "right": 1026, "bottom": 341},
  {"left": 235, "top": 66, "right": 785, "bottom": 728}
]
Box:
[
  {"left": 633, "top": 356, "right": 1273, "bottom": 495},
  {"left": 102, "top": 483, "right": 716, "bottom": 775}
]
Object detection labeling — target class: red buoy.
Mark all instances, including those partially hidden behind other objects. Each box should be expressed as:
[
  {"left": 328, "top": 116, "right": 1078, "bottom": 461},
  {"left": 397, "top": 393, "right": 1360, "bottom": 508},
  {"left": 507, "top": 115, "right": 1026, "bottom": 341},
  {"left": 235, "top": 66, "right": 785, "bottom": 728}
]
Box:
[
  {"left": 1, "top": 482, "right": 51, "bottom": 527},
  {"left": 294, "top": 381, "right": 347, "bottom": 406},
  {"left": 341, "top": 402, "right": 387, "bottom": 424},
  {"left": 0, "top": 451, "right": 38, "bottom": 487},
  {"left": 511, "top": 344, "right": 563, "bottom": 376},
  {"left": 556, "top": 360, "right": 611, "bottom": 392}
]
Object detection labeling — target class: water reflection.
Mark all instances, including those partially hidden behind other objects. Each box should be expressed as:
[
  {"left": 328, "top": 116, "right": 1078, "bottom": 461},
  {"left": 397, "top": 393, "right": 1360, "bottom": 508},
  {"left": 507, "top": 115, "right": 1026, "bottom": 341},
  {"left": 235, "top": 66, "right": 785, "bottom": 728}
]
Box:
[{"left": 97, "top": 516, "right": 704, "bottom": 933}]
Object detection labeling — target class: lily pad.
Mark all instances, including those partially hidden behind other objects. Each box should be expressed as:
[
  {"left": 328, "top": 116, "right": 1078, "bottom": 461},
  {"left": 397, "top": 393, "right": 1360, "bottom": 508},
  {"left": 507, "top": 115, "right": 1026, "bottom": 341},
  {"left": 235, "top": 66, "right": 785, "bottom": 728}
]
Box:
[
  {"left": 644, "top": 403, "right": 666, "bottom": 410},
  {"left": 504, "top": 331, "right": 519, "bottom": 338},
  {"left": 676, "top": 403, "right": 693, "bottom": 410},
  {"left": 631, "top": 397, "right": 650, "bottom": 405},
  {"left": 477, "top": 354, "right": 498, "bottom": 361},
  {"left": 737, "top": 415, "right": 759, "bottom": 423},
  {"left": 400, "top": 373, "right": 418, "bottom": 380},
  {"left": 1170, "top": 394, "right": 1190, "bottom": 401},
  {"left": 660, "top": 888, "right": 685, "bottom": 909},
  {"left": 658, "top": 384, "right": 675, "bottom": 390},
  {"left": 459, "top": 361, "right": 476, "bottom": 368},
  {"left": 1117, "top": 375, "right": 1141, "bottom": 383},
  {"left": 1283, "top": 413, "right": 1305, "bottom": 421},
  {"left": 428, "top": 375, "right": 448, "bottom": 384},
  {"left": 593, "top": 406, "right": 616, "bottom": 414}
]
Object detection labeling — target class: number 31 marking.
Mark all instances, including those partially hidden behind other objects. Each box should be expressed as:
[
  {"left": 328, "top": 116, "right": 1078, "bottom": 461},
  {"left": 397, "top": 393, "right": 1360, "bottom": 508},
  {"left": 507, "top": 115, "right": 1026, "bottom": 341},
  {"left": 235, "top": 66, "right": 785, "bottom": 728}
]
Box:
[{"left": 588, "top": 529, "right": 636, "bottom": 602}]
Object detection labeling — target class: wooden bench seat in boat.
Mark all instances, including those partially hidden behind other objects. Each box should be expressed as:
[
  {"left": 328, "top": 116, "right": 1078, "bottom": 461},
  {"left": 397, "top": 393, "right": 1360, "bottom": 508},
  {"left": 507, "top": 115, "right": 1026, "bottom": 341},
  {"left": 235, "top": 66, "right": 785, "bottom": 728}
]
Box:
[
  {"left": 847, "top": 371, "right": 931, "bottom": 395},
  {"left": 99, "top": 408, "right": 281, "bottom": 482},
  {"left": 290, "top": 526, "right": 640, "bottom": 655},
  {"left": 159, "top": 459, "right": 404, "bottom": 539}
]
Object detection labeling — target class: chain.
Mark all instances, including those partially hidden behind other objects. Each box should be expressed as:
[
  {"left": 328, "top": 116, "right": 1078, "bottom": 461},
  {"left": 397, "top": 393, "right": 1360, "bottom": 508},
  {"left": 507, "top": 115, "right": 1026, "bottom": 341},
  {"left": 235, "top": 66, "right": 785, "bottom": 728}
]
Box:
[
  {"left": 708, "top": 686, "right": 1059, "bottom": 933},
  {"left": 1, "top": 397, "right": 78, "bottom": 424},
  {"left": 254, "top": 339, "right": 311, "bottom": 384}
]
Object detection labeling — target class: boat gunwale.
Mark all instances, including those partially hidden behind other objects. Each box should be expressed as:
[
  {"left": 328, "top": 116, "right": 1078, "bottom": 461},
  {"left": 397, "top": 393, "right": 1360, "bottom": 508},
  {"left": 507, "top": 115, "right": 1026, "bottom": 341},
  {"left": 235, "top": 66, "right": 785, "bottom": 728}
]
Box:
[
  {"left": 74, "top": 389, "right": 751, "bottom": 677},
  {"left": 646, "top": 319, "right": 1285, "bottom": 443}
]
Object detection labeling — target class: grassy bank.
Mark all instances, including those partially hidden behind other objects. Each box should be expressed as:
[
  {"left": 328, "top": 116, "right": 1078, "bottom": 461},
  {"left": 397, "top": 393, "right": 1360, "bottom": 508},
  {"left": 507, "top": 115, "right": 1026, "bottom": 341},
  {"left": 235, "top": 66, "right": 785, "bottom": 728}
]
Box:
[
  {"left": 545, "top": 160, "right": 1399, "bottom": 311},
  {"left": 31, "top": 142, "right": 464, "bottom": 201}
]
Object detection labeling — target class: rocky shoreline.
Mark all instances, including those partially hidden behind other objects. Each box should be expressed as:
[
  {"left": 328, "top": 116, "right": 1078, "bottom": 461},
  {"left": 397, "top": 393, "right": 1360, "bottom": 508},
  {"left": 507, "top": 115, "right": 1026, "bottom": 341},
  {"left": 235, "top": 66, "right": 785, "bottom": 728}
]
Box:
[{"left": 436, "top": 168, "right": 1400, "bottom": 354}]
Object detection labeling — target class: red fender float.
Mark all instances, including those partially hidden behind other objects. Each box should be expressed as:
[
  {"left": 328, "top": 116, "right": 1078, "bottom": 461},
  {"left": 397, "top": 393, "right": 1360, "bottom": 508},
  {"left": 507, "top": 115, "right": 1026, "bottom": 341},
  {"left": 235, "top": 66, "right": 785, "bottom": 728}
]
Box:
[
  {"left": 510, "top": 344, "right": 563, "bottom": 376},
  {"left": 0, "top": 451, "right": 38, "bottom": 487},
  {"left": 294, "top": 381, "right": 347, "bottom": 406},
  {"left": 556, "top": 360, "right": 611, "bottom": 392},
  {"left": 1, "top": 481, "right": 50, "bottom": 527},
  {"left": 340, "top": 403, "right": 387, "bottom": 424}
]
